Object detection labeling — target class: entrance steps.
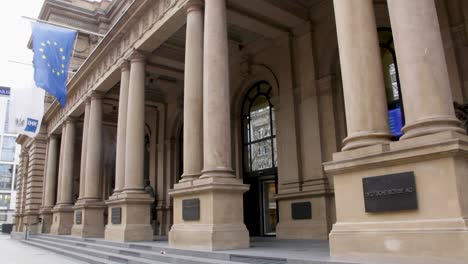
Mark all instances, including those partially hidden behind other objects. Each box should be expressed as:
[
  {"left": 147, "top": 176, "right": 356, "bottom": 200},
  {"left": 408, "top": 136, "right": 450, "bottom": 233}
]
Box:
[{"left": 20, "top": 234, "right": 357, "bottom": 264}]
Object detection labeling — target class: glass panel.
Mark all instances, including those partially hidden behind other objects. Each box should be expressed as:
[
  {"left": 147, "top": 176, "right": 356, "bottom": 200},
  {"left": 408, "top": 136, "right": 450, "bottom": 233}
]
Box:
[
  {"left": 0, "top": 164, "right": 13, "bottom": 190},
  {"left": 0, "top": 194, "right": 10, "bottom": 207},
  {"left": 389, "top": 63, "right": 399, "bottom": 100},
  {"left": 262, "top": 180, "right": 277, "bottom": 235},
  {"left": 244, "top": 145, "right": 251, "bottom": 172},
  {"left": 243, "top": 117, "right": 250, "bottom": 143},
  {"left": 4, "top": 100, "right": 10, "bottom": 133},
  {"left": 242, "top": 99, "right": 250, "bottom": 115},
  {"left": 1, "top": 136, "right": 16, "bottom": 161},
  {"left": 259, "top": 83, "right": 271, "bottom": 94},
  {"left": 14, "top": 165, "right": 18, "bottom": 188},
  {"left": 271, "top": 108, "right": 276, "bottom": 136},
  {"left": 273, "top": 137, "right": 278, "bottom": 167},
  {"left": 248, "top": 86, "right": 258, "bottom": 100},
  {"left": 381, "top": 49, "right": 399, "bottom": 102},
  {"left": 250, "top": 96, "right": 271, "bottom": 141},
  {"left": 251, "top": 140, "right": 272, "bottom": 171}
]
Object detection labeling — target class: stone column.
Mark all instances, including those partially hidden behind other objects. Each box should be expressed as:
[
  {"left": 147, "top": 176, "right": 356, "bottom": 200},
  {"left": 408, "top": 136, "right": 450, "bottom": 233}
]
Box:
[
  {"left": 114, "top": 61, "right": 130, "bottom": 192},
  {"left": 169, "top": 0, "right": 249, "bottom": 250},
  {"left": 181, "top": 0, "right": 204, "bottom": 182},
  {"left": 387, "top": 0, "right": 465, "bottom": 139},
  {"left": 105, "top": 51, "right": 153, "bottom": 242},
  {"left": 333, "top": 0, "right": 392, "bottom": 150},
  {"left": 56, "top": 125, "right": 66, "bottom": 204},
  {"left": 44, "top": 136, "right": 59, "bottom": 207},
  {"left": 201, "top": 0, "right": 235, "bottom": 178},
  {"left": 78, "top": 100, "right": 90, "bottom": 199},
  {"left": 84, "top": 93, "right": 103, "bottom": 200},
  {"left": 72, "top": 93, "right": 106, "bottom": 238},
  {"left": 50, "top": 118, "right": 75, "bottom": 235},
  {"left": 59, "top": 118, "right": 75, "bottom": 205},
  {"left": 124, "top": 52, "right": 146, "bottom": 191},
  {"left": 40, "top": 136, "right": 59, "bottom": 233}
]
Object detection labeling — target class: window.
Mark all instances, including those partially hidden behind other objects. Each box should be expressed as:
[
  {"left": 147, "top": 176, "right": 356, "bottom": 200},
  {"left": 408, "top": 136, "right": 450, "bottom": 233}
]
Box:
[
  {"left": 379, "top": 28, "right": 404, "bottom": 138},
  {"left": 0, "top": 214, "right": 6, "bottom": 221},
  {"left": 0, "top": 194, "right": 10, "bottom": 208},
  {"left": 0, "top": 164, "right": 13, "bottom": 190},
  {"left": 1, "top": 136, "right": 16, "bottom": 161},
  {"left": 241, "top": 82, "right": 277, "bottom": 175},
  {"left": 4, "top": 100, "right": 10, "bottom": 133}
]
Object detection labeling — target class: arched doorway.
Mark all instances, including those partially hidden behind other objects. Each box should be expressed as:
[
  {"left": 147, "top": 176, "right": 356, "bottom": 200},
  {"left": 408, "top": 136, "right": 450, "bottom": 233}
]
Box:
[{"left": 241, "top": 81, "right": 278, "bottom": 236}]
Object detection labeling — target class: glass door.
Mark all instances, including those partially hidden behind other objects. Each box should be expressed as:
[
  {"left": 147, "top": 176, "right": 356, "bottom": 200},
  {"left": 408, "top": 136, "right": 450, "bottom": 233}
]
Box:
[{"left": 262, "top": 179, "right": 277, "bottom": 236}]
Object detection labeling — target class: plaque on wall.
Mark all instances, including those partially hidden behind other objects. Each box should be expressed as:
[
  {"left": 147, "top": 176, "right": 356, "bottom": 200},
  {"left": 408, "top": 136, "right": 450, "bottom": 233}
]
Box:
[
  {"left": 182, "top": 198, "right": 200, "bottom": 221},
  {"left": 111, "top": 207, "right": 122, "bottom": 224},
  {"left": 75, "top": 211, "right": 82, "bottom": 225},
  {"left": 291, "top": 202, "right": 312, "bottom": 220},
  {"left": 363, "top": 171, "right": 417, "bottom": 213}
]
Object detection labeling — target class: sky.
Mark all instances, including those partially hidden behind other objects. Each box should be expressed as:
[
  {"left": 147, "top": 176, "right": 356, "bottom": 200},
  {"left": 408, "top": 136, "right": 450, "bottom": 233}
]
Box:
[{"left": 0, "top": 0, "right": 45, "bottom": 88}]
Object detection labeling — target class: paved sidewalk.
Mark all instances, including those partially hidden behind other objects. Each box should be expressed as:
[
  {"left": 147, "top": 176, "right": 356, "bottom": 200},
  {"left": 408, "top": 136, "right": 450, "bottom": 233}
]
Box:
[{"left": 0, "top": 234, "right": 83, "bottom": 264}]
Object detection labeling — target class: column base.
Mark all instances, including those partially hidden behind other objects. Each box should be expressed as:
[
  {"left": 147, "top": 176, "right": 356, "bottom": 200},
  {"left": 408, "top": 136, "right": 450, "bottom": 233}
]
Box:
[
  {"left": 275, "top": 192, "right": 334, "bottom": 240},
  {"left": 342, "top": 132, "right": 392, "bottom": 151},
  {"left": 50, "top": 205, "right": 74, "bottom": 235},
  {"left": 324, "top": 131, "right": 468, "bottom": 262},
  {"left": 71, "top": 200, "right": 106, "bottom": 238},
  {"left": 401, "top": 116, "right": 465, "bottom": 139},
  {"left": 168, "top": 177, "right": 250, "bottom": 251},
  {"left": 104, "top": 192, "right": 154, "bottom": 242},
  {"left": 39, "top": 207, "right": 54, "bottom": 233}
]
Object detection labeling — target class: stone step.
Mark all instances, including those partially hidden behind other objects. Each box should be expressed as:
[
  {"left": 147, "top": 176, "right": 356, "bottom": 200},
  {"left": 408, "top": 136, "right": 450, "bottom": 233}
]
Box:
[
  {"left": 21, "top": 239, "right": 116, "bottom": 264},
  {"left": 27, "top": 237, "right": 167, "bottom": 264},
  {"left": 29, "top": 234, "right": 250, "bottom": 264},
  {"left": 36, "top": 233, "right": 230, "bottom": 262},
  {"left": 28, "top": 234, "right": 356, "bottom": 264}
]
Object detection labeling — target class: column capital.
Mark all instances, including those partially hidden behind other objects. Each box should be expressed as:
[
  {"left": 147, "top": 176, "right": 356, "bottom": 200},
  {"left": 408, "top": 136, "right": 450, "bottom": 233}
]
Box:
[
  {"left": 89, "top": 91, "right": 104, "bottom": 100},
  {"left": 120, "top": 60, "right": 130, "bottom": 72},
  {"left": 48, "top": 134, "right": 59, "bottom": 140},
  {"left": 186, "top": 0, "right": 203, "bottom": 13},
  {"left": 84, "top": 97, "right": 91, "bottom": 105},
  {"left": 128, "top": 50, "right": 147, "bottom": 63},
  {"left": 65, "top": 116, "right": 76, "bottom": 124}
]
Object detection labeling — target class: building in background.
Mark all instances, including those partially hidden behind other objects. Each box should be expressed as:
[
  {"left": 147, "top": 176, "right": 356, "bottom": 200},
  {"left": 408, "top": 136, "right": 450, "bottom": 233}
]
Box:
[{"left": 0, "top": 86, "right": 20, "bottom": 228}]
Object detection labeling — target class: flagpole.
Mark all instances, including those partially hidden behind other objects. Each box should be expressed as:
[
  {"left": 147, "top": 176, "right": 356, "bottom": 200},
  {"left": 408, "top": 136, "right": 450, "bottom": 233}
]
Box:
[
  {"left": 69, "top": 33, "right": 80, "bottom": 78},
  {"left": 22, "top": 16, "right": 106, "bottom": 37}
]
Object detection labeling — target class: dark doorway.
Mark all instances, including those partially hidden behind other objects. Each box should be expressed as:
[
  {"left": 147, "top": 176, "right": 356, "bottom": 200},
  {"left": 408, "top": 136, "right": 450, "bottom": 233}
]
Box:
[{"left": 241, "top": 81, "right": 278, "bottom": 236}]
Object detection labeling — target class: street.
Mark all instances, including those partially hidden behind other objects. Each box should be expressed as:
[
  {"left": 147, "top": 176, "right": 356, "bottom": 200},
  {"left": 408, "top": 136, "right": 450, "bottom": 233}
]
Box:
[{"left": 0, "top": 235, "right": 83, "bottom": 264}]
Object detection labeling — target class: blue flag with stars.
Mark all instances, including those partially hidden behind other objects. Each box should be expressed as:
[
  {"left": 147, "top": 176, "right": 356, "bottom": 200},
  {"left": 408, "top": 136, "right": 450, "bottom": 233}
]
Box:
[{"left": 31, "top": 22, "right": 77, "bottom": 107}]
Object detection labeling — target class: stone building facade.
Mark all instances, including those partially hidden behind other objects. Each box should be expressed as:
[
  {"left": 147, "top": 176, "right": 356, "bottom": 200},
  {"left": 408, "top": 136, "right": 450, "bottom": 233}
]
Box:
[{"left": 13, "top": 0, "right": 468, "bottom": 262}]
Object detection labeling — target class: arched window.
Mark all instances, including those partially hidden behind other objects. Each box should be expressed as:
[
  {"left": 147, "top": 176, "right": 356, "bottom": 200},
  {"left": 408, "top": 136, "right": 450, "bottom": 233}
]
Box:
[
  {"left": 379, "top": 28, "right": 405, "bottom": 137},
  {"left": 241, "top": 81, "right": 277, "bottom": 176}
]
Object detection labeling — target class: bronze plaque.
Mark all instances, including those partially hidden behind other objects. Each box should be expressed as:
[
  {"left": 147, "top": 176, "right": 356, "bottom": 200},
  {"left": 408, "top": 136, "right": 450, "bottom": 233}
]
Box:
[
  {"left": 291, "top": 202, "right": 312, "bottom": 220},
  {"left": 182, "top": 199, "right": 200, "bottom": 221},
  {"left": 75, "top": 211, "right": 82, "bottom": 225},
  {"left": 111, "top": 207, "right": 121, "bottom": 224},
  {"left": 363, "top": 172, "right": 417, "bottom": 213}
]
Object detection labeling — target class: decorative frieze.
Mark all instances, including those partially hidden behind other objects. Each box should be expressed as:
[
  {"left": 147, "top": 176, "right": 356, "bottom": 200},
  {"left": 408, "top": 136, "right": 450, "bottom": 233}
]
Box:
[{"left": 46, "top": 0, "right": 186, "bottom": 135}]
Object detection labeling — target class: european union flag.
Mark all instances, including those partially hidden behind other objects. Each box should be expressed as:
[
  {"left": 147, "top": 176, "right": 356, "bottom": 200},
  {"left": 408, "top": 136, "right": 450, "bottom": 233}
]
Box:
[{"left": 31, "top": 22, "right": 77, "bottom": 107}]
